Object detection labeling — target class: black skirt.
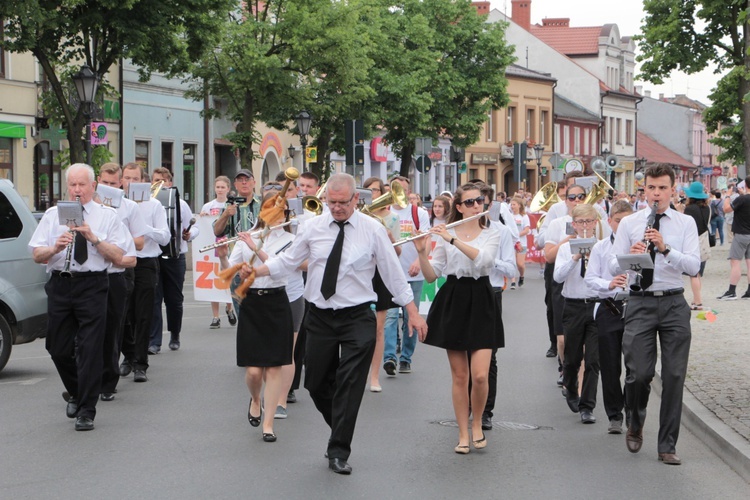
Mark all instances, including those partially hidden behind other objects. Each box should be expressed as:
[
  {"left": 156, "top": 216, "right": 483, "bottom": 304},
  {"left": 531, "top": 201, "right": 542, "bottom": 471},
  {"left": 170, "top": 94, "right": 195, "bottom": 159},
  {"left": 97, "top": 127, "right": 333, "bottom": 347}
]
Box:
[
  {"left": 236, "top": 288, "right": 294, "bottom": 367},
  {"left": 424, "top": 275, "right": 503, "bottom": 351},
  {"left": 372, "top": 267, "right": 397, "bottom": 312}
]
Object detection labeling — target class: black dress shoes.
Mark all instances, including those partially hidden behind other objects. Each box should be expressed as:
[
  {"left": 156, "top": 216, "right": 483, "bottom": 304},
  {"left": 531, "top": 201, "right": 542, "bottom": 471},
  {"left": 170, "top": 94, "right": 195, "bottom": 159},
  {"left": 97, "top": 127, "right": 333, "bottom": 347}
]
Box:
[
  {"left": 74, "top": 416, "right": 94, "bottom": 431},
  {"left": 626, "top": 426, "right": 643, "bottom": 453},
  {"left": 481, "top": 413, "right": 493, "bottom": 430},
  {"left": 580, "top": 410, "right": 596, "bottom": 424},
  {"left": 119, "top": 361, "right": 132, "bottom": 377},
  {"left": 133, "top": 370, "right": 148, "bottom": 383},
  {"left": 65, "top": 397, "right": 78, "bottom": 419},
  {"left": 100, "top": 393, "right": 115, "bottom": 402},
  {"left": 169, "top": 335, "right": 180, "bottom": 351},
  {"left": 328, "top": 458, "right": 352, "bottom": 475},
  {"left": 262, "top": 433, "right": 277, "bottom": 442},
  {"left": 562, "top": 387, "right": 580, "bottom": 413},
  {"left": 545, "top": 346, "right": 557, "bottom": 358}
]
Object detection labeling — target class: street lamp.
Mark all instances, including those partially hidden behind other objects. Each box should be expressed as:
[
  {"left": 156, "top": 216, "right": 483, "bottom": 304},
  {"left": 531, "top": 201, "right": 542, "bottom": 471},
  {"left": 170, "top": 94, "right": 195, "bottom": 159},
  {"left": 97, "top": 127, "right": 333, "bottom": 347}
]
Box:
[
  {"left": 71, "top": 64, "right": 99, "bottom": 164},
  {"left": 287, "top": 144, "right": 296, "bottom": 164},
  {"left": 533, "top": 143, "right": 545, "bottom": 189},
  {"left": 296, "top": 110, "right": 312, "bottom": 172}
]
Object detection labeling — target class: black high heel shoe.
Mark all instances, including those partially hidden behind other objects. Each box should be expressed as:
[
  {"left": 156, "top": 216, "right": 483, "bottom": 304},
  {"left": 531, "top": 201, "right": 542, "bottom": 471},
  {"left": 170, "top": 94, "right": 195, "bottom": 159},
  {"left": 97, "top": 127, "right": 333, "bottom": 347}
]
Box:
[{"left": 248, "top": 398, "right": 261, "bottom": 427}]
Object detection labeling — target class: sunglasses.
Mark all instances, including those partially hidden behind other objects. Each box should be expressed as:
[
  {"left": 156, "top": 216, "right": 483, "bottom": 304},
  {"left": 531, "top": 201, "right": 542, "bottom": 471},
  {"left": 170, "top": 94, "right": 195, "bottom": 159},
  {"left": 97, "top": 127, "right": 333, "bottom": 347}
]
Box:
[
  {"left": 459, "top": 196, "right": 485, "bottom": 207},
  {"left": 566, "top": 193, "right": 586, "bottom": 201},
  {"left": 263, "top": 185, "right": 283, "bottom": 191}
]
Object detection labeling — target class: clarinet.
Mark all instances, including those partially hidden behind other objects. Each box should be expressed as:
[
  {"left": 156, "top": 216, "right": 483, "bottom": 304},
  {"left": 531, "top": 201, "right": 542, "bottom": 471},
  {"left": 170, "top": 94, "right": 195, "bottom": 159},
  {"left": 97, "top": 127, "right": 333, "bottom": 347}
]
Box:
[
  {"left": 631, "top": 202, "right": 659, "bottom": 291},
  {"left": 59, "top": 196, "right": 81, "bottom": 277}
]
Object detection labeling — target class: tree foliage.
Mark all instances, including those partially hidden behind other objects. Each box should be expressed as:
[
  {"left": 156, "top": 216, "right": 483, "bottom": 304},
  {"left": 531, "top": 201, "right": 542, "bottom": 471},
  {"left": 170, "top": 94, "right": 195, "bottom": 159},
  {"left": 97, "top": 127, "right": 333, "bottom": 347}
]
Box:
[
  {"left": 0, "top": 0, "right": 232, "bottom": 163},
  {"left": 635, "top": 0, "right": 749, "bottom": 164}
]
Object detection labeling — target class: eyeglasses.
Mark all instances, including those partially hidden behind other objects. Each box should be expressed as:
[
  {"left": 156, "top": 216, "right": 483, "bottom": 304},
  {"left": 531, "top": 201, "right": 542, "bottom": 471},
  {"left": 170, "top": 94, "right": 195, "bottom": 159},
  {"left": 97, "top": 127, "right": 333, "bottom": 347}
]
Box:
[
  {"left": 574, "top": 219, "right": 597, "bottom": 225},
  {"left": 459, "top": 196, "right": 485, "bottom": 207},
  {"left": 327, "top": 195, "right": 355, "bottom": 207},
  {"left": 263, "top": 184, "right": 283, "bottom": 191},
  {"left": 566, "top": 193, "right": 586, "bottom": 201}
]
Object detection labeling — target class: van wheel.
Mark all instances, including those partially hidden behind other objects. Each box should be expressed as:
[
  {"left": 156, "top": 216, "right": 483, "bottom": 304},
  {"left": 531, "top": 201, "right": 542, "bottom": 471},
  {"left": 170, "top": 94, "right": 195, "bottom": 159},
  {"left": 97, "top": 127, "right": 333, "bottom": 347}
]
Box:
[{"left": 0, "top": 315, "right": 12, "bottom": 373}]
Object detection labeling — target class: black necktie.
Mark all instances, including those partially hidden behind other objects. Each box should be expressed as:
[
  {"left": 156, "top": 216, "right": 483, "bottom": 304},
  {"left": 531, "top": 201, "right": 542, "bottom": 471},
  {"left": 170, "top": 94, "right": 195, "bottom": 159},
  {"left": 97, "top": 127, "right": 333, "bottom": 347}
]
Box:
[
  {"left": 74, "top": 231, "right": 88, "bottom": 265},
  {"left": 639, "top": 213, "right": 665, "bottom": 290},
  {"left": 321, "top": 221, "right": 347, "bottom": 300},
  {"left": 580, "top": 253, "right": 586, "bottom": 278}
]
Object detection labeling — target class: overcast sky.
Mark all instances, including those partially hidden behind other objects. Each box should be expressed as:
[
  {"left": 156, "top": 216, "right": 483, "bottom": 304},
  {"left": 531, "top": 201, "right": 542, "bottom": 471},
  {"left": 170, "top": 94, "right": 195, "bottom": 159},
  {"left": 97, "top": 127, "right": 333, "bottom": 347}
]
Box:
[{"left": 489, "top": 0, "right": 721, "bottom": 105}]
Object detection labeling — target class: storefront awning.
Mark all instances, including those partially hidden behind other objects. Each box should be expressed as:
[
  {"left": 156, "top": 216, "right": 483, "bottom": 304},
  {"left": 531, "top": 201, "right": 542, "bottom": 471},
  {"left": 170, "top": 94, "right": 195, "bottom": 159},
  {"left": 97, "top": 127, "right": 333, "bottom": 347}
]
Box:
[{"left": 0, "top": 122, "right": 26, "bottom": 139}]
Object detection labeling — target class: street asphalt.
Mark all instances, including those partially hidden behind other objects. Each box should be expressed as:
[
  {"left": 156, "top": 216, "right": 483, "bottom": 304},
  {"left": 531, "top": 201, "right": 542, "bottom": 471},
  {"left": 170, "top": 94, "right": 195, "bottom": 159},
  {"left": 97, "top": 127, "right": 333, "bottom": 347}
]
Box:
[{"left": 0, "top": 267, "right": 748, "bottom": 498}]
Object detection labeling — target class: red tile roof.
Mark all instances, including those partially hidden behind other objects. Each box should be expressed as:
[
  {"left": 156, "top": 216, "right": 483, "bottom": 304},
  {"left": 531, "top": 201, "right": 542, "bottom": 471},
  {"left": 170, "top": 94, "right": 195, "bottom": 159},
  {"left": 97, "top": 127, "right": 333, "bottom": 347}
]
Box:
[
  {"left": 530, "top": 25, "right": 603, "bottom": 55},
  {"left": 637, "top": 132, "right": 695, "bottom": 168}
]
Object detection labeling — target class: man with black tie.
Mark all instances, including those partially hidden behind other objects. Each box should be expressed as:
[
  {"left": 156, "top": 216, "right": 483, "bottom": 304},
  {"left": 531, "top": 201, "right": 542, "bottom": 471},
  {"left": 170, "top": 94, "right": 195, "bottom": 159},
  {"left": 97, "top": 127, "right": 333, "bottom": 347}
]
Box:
[
  {"left": 250, "top": 173, "right": 427, "bottom": 475},
  {"left": 29, "top": 163, "right": 131, "bottom": 430},
  {"left": 149, "top": 167, "right": 199, "bottom": 353},
  {"left": 609, "top": 165, "right": 700, "bottom": 465}
]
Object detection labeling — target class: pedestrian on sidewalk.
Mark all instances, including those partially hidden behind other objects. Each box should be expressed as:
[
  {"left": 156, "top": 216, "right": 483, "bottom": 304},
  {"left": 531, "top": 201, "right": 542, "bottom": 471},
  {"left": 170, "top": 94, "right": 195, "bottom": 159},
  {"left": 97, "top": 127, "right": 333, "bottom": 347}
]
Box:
[
  {"left": 717, "top": 178, "right": 750, "bottom": 300},
  {"left": 682, "top": 182, "right": 711, "bottom": 309},
  {"left": 709, "top": 190, "right": 725, "bottom": 246}
]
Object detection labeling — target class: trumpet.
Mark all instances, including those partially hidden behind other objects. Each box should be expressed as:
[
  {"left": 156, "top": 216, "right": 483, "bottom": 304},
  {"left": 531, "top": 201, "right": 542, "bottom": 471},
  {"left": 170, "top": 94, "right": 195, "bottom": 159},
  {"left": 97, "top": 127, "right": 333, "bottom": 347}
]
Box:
[
  {"left": 302, "top": 182, "right": 327, "bottom": 215},
  {"left": 59, "top": 196, "right": 82, "bottom": 277},
  {"left": 150, "top": 180, "right": 164, "bottom": 198},
  {"left": 199, "top": 220, "right": 295, "bottom": 252},
  {"left": 393, "top": 210, "right": 489, "bottom": 247}
]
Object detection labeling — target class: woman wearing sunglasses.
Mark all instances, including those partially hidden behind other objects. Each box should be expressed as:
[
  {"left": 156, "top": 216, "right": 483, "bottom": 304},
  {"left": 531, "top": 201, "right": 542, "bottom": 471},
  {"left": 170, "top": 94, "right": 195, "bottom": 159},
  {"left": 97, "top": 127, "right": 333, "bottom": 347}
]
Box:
[{"left": 412, "top": 184, "right": 501, "bottom": 454}]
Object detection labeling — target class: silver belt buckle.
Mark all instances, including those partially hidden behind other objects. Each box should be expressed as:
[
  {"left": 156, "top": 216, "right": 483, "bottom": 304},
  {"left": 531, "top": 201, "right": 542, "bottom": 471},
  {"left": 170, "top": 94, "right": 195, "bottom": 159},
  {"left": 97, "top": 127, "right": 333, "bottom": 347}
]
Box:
[
  {"left": 654, "top": 291, "right": 665, "bottom": 297},
  {"left": 257, "top": 289, "right": 268, "bottom": 295}
]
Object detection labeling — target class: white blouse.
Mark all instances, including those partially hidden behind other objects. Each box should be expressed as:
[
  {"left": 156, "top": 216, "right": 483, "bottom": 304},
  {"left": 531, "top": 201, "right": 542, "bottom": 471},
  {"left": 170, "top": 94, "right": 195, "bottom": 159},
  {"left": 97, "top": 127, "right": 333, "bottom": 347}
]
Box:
[
  {"left": 228, "top": 228, "right": 294, "bottom": 289},
  {"left": 430, "top": 225, "right": 501, "bottom": 279}
]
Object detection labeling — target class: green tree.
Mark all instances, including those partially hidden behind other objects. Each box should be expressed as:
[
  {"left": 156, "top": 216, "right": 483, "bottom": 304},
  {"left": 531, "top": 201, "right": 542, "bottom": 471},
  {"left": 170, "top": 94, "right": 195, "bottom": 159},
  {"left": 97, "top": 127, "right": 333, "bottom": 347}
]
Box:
[
  {"left": 0, "top": 0, "right": 232, "bottom": 164},
  {"left": 636, "top": 0, "right": 748, "bottom": 164},
  {"left": 371, "top": 0, "right": 514, "bottom": 176}
]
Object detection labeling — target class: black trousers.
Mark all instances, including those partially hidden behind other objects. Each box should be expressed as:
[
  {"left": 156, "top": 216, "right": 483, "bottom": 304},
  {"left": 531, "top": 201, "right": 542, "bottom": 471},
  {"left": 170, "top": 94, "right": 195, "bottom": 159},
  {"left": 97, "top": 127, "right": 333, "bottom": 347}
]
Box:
[
  {"left": 101, "top": 271, "right": 134, "bottom": 393},
  {"left": 595, "top": 300, "right": 627, "bottom": 422},
  {"left": 150, "top": 254, "right": 186, "bottom": 347},
  {"left": 623, "top": 294, "right": 691, "bottom": 454},
  {"left": 291, "top": 300, "right": 309, "bottom": 391},
  {"left": 543, "top": 263, "right": 556, "bottom": 344},
  {"left": 475, "top": 287, "right": 503, "bottom": 417},
  {"left": 304, "top": 303, "right": 376, "bottom": 461},
  {"left": 562, "top": 300, "right": 600, "bottom": 412},
  {"left": 45, "top": 272, "right": 108, "bottom": 419},
  {"left": 121, "top": 258, "right": 158, "bottom": 371}
]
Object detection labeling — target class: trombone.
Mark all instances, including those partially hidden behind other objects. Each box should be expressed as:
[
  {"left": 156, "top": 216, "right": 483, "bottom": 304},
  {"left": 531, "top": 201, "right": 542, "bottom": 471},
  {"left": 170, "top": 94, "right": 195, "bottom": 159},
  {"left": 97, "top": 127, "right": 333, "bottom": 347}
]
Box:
[
  {"left": 393, "top": 210, "right": 490, "bottom": 247},
  {"left": 302, "top": 182, "right": 327, "bottom": 215}
]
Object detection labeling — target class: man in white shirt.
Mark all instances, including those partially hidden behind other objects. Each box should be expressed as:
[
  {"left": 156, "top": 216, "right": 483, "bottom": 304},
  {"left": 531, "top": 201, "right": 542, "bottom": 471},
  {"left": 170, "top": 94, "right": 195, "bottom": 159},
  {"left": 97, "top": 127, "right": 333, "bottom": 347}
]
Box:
[
  {"left": 250, "top": 174, "right": 427, "bottom": 475},
  {"left": 29, "top": 163, "right": 131, "bottom": 431},
  {"left": 609, "top": 165, "right": 700, "bottom": 465},
  {"left": 149, "top": 167, "right": 200, "bottom": 353},
  {"left": 382, "top": 176, "right": 431, "bottom": 376},
  {"left": 96, "top": 163, "right": 148, "bottom": 401},
  {"left": 119, "top": 163, "right": 171, "bottom": 383}
]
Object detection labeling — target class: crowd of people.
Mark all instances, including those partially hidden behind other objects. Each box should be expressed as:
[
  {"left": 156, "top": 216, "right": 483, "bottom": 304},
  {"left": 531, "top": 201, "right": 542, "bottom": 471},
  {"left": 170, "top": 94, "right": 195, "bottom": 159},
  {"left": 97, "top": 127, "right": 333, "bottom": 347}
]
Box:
[{"left": 28, "top": 158, "right": 750, "bottom": 474}]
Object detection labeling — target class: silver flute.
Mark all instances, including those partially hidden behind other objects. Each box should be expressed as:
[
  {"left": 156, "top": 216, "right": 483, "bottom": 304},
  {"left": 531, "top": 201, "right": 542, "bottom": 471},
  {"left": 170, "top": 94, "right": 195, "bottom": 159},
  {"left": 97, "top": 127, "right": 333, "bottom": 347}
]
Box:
[
  {"left": 393, "top": 210, "right": 490, "bottom": 247},
  {"left": 59, "top": 196, "right": 81, "bottom": 277},
  {"left": 199, "top": 220, "right": 295, "bottom": 252}
]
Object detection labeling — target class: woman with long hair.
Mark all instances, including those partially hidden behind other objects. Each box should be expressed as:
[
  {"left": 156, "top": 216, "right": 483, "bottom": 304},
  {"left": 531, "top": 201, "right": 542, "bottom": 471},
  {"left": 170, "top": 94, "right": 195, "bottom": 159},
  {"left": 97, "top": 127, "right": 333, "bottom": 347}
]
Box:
[
  {"left": 200, "top": 175, "right": 237, "bottom": 329},
  {"left": 413, "top": 184, "right": 501, "bottom": 454},
  {"left": 362, "top": 176, "right": 401, "bottom": 392},
  {"left": 509, "top": 196, "right": 530, "bottom": 288},
  {"left": 430, "top": 195, "right": 451, "bottom": 227},
  {"left": 229, "top": 190, "right": 295, "bottom": 442}
]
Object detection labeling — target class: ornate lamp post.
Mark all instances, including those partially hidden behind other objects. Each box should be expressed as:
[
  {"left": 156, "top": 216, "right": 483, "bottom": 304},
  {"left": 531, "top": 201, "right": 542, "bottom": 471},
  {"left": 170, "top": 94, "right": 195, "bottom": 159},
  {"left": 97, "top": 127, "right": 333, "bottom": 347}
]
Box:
[
  {"left": 533, "top": 143, "right": 545, "bottom": 190},
  {"left": 71, "top": 64, "right": 99, "bottom": 164},
  {"left": 296, "top": 110, "right": 312, "bottom": 172},
  {"left": 287, "top": 144, "right": 296, "bottom": 165}
]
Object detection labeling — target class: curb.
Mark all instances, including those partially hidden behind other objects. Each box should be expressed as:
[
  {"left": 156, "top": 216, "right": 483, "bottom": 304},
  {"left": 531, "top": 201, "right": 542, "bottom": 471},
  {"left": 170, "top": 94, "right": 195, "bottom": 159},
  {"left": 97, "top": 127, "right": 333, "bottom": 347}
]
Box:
[{"left": 653, "top": 373, "right": 750, "bottom": 482}]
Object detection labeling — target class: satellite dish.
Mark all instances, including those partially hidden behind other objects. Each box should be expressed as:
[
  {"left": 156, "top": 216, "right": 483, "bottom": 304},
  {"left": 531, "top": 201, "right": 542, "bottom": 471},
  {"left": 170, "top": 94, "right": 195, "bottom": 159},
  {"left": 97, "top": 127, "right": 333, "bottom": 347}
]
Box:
[
  {"left": 605, "top": 154, "right": 619, "bottom": 168},
  {"left": 563, "top": 159, "right": 584, "bottom": 174},
  {"left": 591, "top": 157, "right": 606, "bottom": 173},
  {"left": 548, "top": 153, "right": 564, "bottom": 169}
]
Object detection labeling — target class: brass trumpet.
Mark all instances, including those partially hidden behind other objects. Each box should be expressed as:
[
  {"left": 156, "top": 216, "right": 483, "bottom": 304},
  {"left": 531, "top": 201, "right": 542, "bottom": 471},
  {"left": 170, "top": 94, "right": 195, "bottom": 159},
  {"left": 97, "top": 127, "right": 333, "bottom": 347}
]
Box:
[
  {"left": 302, "top": 182, "right": 327, "bottom": 215},
  {"left": 150, "top": 180, "right": 164, "bottom": 198}
]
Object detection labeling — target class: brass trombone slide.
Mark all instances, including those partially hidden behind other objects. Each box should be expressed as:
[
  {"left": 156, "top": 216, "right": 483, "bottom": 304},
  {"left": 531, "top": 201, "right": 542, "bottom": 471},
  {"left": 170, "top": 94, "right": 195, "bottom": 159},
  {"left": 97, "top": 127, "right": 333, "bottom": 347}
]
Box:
[
  {"left": 199, "top": 221, "right": 295, "bottom": 252},
  {"left": 393, "top": 210, "right": 490, "bottom": 247}
]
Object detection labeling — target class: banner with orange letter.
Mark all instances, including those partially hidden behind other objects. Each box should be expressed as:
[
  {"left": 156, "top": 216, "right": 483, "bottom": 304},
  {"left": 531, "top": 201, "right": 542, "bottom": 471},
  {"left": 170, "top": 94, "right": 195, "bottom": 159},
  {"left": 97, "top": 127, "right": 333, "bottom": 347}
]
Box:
[{"left": 191, "top": 216, "right": 233, "bottom": 302}]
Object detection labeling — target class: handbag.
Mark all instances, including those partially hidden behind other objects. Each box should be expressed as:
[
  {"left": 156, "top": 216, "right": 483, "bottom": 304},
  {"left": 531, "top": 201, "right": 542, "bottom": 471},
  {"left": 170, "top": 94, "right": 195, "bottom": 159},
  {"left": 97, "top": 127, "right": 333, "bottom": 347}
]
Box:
[
  {"left": 699, "top": 231, "right": 711, "bottom": 261},
  {"left": 708, "top": 232, "right": 717, "bottom": 247}
]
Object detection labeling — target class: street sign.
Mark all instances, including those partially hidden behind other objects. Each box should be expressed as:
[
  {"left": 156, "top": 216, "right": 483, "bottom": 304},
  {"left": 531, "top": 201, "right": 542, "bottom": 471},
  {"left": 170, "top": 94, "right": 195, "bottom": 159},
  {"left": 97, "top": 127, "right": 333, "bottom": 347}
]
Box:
[
  {"left": 416, "top": 155, "right": 432, "bottom": 173},
  {"left": 306, "top": 147, "right": 317, "bottom": 163},
  {"left": 458, "top": 162, "right": 467, "bottom": 174}
]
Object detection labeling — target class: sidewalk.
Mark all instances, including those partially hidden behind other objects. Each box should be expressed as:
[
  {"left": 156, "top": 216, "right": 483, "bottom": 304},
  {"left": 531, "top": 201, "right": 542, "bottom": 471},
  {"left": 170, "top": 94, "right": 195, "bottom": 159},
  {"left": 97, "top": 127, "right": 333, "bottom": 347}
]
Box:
[{"left": 674, "top": 241, "right": 750, "bottom": 480}]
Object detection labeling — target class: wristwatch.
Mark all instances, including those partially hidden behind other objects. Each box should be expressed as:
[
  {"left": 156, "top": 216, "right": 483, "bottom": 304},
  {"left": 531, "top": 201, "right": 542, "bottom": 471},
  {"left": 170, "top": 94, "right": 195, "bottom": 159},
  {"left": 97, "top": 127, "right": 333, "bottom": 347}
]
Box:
[
  {"left": 660, "top": 244, "right": 671, "bottom": 256},
  {"left": 92, "top": 238, "right": 102, "bottom": 247}
]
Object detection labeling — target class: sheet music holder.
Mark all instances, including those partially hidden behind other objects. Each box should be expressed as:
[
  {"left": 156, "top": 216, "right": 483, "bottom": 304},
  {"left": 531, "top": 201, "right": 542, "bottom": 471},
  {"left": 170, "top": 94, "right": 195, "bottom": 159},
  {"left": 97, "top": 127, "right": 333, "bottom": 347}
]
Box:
[
  {"left": 287, "top": 198, "right": 303, "bottom": 218},
  {"left": 575, "top": 176, "right": 598, "bottom": 191},
  {"left": 57, "top": 201, "right": 84, "bottom": 227},
  {"left": 95, "top": 183, "right": 123, "bottom": 208},
  {"left": 616, "top": 253, "right": 654, "bottom": 272},
  {"left": 570, "top": 237, "right": 597, "bottom": 254},
  {"left": 128, "top": 182, "right": 151, "bottom": 203},
  {"left": 356, "top": 188, "right": 373, "bottom": 207}
]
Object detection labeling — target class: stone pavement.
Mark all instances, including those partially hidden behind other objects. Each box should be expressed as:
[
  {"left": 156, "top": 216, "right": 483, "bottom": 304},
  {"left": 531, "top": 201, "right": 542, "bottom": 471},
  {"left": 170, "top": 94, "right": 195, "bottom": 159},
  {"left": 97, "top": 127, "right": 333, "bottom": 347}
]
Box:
[{"left": 675, "top": 240, "right": 750, "bottom": 480}]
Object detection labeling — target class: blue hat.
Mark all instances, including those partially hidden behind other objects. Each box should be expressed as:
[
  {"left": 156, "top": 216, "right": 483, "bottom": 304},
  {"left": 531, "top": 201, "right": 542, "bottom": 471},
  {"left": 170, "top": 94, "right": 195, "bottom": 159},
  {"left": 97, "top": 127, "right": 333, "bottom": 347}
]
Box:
[{"left": 684, "top": 181, "right": 708, "bottom": 200}]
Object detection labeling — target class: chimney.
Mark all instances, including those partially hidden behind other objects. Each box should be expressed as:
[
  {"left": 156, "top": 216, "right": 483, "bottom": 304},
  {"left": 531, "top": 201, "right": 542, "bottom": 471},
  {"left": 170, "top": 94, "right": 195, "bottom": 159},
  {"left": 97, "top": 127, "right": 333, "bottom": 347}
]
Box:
[
  {"left": 645, "top": 90, "right": 651, "bottom": 98},
  {"left": 634, "top": 85, "right": 643, "bottom": 95},
  {"left": 659, "top": 93, "right": 664, "bottom": 101},
  {"left": 471, "top": 1, "right": 491, "bottom": 16},
  {"left": 512, "top": 0, "right": 531, "bottom": 31}
]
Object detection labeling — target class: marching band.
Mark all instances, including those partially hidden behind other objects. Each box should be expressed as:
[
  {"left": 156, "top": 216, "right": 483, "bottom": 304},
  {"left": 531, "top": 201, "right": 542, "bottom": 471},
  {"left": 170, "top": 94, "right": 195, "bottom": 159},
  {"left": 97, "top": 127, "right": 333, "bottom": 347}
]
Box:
[{"left": 28, "top": 161, "right": 700, "bottom": 472}]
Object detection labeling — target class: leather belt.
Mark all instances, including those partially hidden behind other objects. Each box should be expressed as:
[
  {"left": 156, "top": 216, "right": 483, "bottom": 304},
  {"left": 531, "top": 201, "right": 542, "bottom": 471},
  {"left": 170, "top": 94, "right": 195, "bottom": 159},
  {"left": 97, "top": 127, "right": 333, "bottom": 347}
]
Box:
[
  {"left": 630, "top": 288, "right": 684, "bottom": 297},
  {"left": 52, "top": 270, "right": 107, "bottom": 278},
  {"left": 246, "top": 286, "right": 286, "bottom": 296},
  {"left": 310, "top": 302, "right": 372, "bottom": 315},
  {"left": 565, "top": 297, "right": 599, "bottom": 304}
]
